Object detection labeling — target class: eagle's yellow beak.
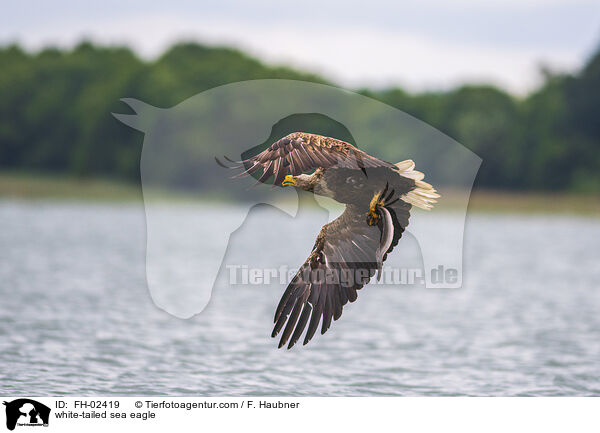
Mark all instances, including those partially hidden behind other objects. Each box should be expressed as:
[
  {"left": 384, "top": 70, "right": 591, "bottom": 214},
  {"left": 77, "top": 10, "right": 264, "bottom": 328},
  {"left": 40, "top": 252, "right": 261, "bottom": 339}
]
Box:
[{"left": 282, "top": 175, "right": 297, "bottom": 187}]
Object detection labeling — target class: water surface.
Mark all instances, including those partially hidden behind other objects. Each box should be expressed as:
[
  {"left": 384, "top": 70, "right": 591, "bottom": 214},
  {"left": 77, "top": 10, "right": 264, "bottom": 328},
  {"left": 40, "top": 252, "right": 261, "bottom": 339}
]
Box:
[{"left": 1, "top": 200, "right": 598, "bottom": 396}]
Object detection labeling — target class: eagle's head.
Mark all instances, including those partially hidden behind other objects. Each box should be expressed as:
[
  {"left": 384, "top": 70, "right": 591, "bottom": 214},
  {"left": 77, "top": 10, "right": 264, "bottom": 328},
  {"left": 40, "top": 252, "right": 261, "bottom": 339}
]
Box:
[{"left": 282, "top": 174, "right": 315, "bottom": 192}]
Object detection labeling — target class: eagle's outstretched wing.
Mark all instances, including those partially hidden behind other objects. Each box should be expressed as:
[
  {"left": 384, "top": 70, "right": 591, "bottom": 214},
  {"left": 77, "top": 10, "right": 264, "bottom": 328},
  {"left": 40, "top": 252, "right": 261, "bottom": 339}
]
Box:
[
  {"left": 221, "top": 132, "right": 395, "bottom": 186},
  {"left": 272, "top": 187, "right": 411, "bottom": 349}
]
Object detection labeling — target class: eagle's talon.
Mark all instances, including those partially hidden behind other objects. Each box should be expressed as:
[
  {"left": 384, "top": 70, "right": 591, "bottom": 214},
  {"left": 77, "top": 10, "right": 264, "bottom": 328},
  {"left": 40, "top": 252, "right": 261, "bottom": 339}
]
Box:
[
  {"left": 282, "top": 175, "right": 297, "bottom": 187},
  {"left": 366, "top": 213, "right": 379, "bottom": 226},
  {"left": 366, "top": 190, "right": 388, "bottom": 226},
  {"left": 368, "top": 192, "right": 381, "bottom": 212},
  {"left": 366, "top": 205, "right": 380, "bottom": 226}
]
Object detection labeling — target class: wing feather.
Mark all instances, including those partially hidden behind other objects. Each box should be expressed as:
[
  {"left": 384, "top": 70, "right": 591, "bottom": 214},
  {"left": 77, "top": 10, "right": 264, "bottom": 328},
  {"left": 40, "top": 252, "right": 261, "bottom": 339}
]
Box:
[
  {"left": 289, "top": 302, "right": 313, "bottom": 349},
  {"left": 279, "top": 294, "right": 308, "bottom": 349},
  {"left": 256, "top": 160, "right": 274, "bottom": 184},
  {"left": 272, "top": 190, "right": 411, "bottom": 348},
  {"left": 225, "top": 132, "right": 394, "bottom": 186},
  {"left": 304, "top": 287, "right": 324, "bottom": 345}
]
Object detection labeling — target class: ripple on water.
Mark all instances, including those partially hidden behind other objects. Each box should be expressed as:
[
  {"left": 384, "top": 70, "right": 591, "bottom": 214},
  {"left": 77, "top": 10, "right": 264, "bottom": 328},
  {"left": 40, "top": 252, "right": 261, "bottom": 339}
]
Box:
[{"left": 0, "top": 202, "right": 599, "bottom": 395}]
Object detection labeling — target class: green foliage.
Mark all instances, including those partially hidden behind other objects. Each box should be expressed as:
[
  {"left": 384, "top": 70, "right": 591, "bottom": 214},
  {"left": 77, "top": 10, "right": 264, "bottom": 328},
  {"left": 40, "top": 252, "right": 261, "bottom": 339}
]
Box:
[
  {"left": 369, "top": 61, "right": 600, "bottom": 192},
  {"left": 0, "top": 41, "right": 598, "bottom": 192}
]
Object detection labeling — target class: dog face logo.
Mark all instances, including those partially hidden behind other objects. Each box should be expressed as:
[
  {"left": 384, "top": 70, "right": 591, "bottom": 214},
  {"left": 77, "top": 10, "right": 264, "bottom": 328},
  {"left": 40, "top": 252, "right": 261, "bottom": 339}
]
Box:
[{"left": 3, "top": 400, "right": 50, "bottom": 431}]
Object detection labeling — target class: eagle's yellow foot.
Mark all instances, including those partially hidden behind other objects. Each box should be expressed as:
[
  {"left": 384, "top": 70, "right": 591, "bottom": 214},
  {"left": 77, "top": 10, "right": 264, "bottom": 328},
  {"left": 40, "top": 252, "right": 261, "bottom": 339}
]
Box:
[
  {"left": 282, "top": 175, "right": 296, "bottom": 186},
  {"left": 366, "top": 192, "right": 384, "bottom": 226}
]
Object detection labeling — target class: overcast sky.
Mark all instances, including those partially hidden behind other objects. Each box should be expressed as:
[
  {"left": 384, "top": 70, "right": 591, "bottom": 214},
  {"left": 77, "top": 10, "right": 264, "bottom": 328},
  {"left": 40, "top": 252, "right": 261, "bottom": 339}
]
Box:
[{"left": 3, "top": 0, "right": 599, "bottom": 94}]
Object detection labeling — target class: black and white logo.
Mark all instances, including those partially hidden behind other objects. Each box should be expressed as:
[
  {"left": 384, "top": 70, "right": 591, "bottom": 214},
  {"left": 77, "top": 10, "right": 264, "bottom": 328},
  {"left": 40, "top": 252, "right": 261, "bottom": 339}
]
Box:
[{"left": 3, "top": 400, "right": 50, "bottom": 431}]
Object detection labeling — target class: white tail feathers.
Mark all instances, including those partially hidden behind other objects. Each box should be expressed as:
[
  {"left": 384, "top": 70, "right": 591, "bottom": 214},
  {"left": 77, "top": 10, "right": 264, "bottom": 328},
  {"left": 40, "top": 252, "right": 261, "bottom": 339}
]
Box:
[{"left": 394, "top": 159, "right": 440, "bottom": 210}]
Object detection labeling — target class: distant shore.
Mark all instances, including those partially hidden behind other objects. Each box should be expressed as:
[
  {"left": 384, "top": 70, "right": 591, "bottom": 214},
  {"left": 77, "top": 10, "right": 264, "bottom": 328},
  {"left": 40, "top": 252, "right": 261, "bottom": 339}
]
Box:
[{"left": 0, "top": 171, "right": 598, "bottom": 216}]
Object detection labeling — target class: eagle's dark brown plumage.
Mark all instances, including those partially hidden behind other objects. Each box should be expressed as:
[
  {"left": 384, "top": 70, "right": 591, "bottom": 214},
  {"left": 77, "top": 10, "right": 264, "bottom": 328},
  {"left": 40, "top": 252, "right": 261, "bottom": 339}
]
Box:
[
  {"left": 223, "top": 132, "right": 439, "bottom": 348},
  {"left": 233, "top": 132, "right": 394, "bottom": 185}
]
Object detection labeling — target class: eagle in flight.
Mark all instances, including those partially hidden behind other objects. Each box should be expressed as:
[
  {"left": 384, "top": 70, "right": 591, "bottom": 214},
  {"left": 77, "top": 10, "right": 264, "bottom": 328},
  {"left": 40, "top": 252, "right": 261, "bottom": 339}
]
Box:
[{"left": 221, "top": 132, "right": 439, "bottom": 349}]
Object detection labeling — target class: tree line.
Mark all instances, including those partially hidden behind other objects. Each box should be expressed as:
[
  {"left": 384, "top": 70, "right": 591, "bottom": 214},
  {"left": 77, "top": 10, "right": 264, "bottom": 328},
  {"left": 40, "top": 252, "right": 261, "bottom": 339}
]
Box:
[{"left": 0, "top": 41, "right": 598, "bottom": 192}]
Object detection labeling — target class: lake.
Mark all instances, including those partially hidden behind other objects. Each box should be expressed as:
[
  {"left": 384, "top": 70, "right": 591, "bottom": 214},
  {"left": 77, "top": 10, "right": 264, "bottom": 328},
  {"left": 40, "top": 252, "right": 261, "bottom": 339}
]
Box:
[{"left": 1, "top": 199, "right": 599, "bottom": 396}]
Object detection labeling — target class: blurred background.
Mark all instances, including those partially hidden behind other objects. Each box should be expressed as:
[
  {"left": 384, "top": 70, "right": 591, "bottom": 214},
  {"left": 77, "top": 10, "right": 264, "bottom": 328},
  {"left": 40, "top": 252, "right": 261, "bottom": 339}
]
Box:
[
  {"left": 0, "top": 0, "right": 599, "bottom": 204},
  {"left": 1, "top": 1, "right": 599, "bottom": 396}
]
